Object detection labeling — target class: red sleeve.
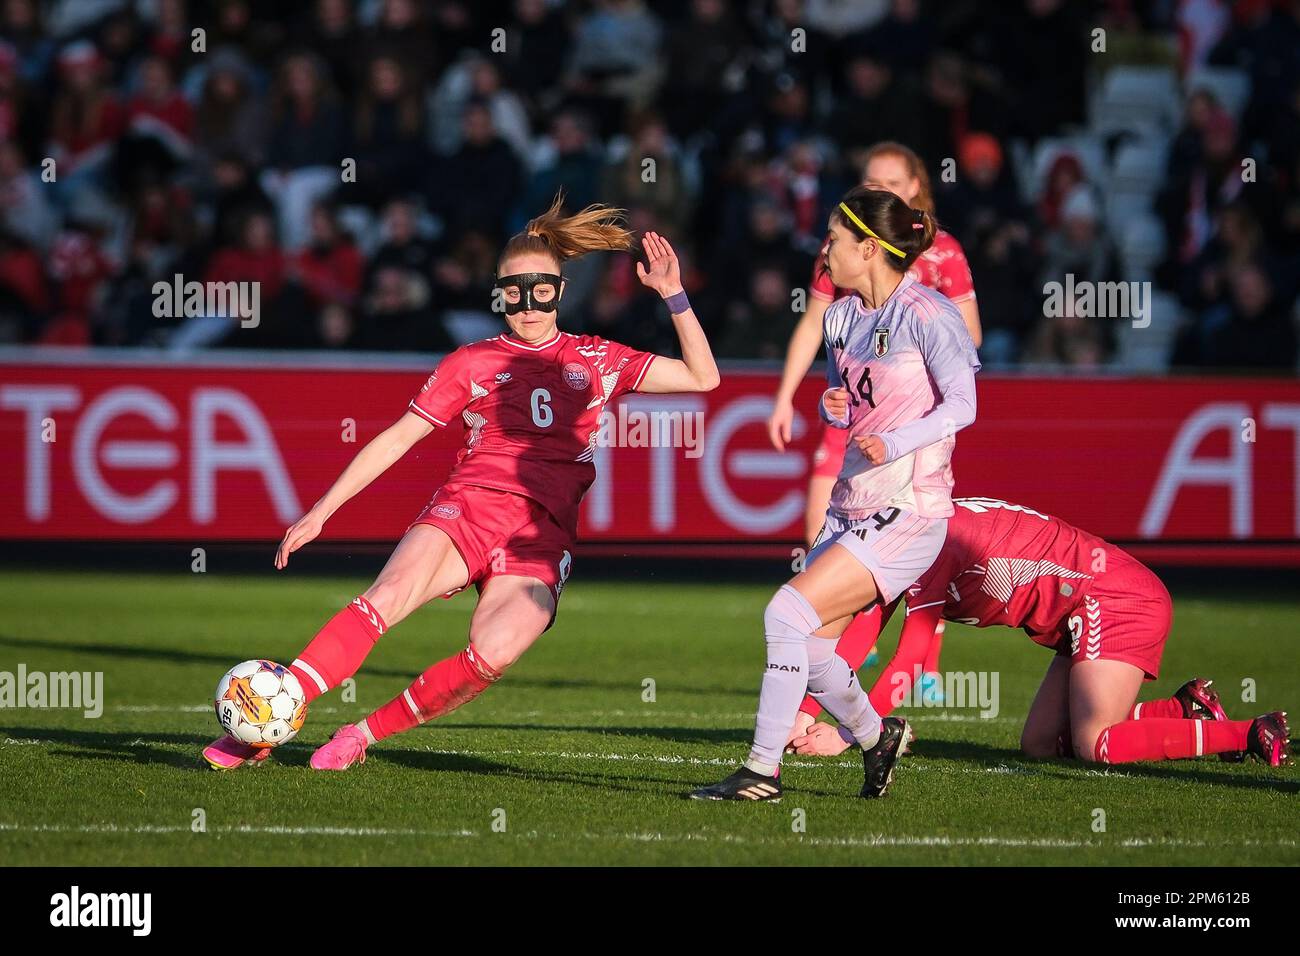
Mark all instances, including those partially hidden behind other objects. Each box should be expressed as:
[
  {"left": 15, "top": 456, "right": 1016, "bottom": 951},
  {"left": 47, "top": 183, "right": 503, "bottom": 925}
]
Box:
[
  {"left": 937, "top": 235, "right": 976, "bottom": 302},
  {"left": 809, "top": 235, "right": 836, "bottom": 301},
  {"left": 601, "top": 338, "right": 656, "bottom": 400},
  {"left": 408, "top": 348, "right": 472, "bottom": 427},
  {"left": 868, "top": 600, "right": 943, "bottom": 717}
]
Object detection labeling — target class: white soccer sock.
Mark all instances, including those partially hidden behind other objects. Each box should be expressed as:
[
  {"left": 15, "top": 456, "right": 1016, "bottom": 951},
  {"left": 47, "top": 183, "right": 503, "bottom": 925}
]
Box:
[
  {"left": 807, "top": 636, "right": 881, "bottom": 749},
  {"left": 746, "top": 584, "right": 821, "bottom": 775}
]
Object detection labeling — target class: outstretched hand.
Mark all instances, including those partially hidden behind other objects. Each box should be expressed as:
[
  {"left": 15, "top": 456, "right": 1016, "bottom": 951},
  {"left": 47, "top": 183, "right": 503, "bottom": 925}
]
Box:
[
  {"left": 275, "top": 511, "right": 324, "bottom": 569},
  {"left": 635, "top": 231, "right": 683, "bottom": 298}
]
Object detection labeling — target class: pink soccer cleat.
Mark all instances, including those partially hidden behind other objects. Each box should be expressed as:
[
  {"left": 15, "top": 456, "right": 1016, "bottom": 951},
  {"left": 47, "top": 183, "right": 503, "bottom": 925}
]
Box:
[
  {"left": 202, "top": 736, "right": 271, "bottom": 771},
  {"left": 1174, "top": 677, "right": 1228, "bottom": 721},
  {"left": 1246, "top": 712, "right": 1291, "bottom": 767},
  {"left": 1173, "top": 677, "right": 1245, "bottom": 762},
  {"left": 310, "top": 725, "right": 368, "bottom": 771}
]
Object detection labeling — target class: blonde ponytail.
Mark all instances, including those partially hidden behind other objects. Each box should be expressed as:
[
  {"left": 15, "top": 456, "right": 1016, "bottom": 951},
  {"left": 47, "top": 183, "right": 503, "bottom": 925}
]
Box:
[{"left": 502, "top": 190, "right": 636, "bottom": 269}]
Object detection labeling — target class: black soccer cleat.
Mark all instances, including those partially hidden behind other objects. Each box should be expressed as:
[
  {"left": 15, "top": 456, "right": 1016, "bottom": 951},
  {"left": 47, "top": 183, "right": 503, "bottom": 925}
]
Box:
[
  {"left": 687, "top": 766, "right": 782, "bottom": 801},
  {"left": 860, "top": 717, "right": 912, "bottom": 799}
]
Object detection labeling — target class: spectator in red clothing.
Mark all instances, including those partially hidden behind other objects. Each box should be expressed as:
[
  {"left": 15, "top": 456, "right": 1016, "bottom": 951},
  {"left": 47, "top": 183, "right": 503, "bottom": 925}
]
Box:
[
  {"left": 173, "top": 209, "right": 288, "bottom": 347},
  {"left": 149, "top": 0, "right": 192, "bottom": 66},
  {"left": 48, "top": 220, "right": 115, "bottom": 318},
  {"left": 48, "top": 42, "right": 125, "bottom": 184},
  {"left": 42, "top": 219, "right": 116, "bottom": 345},
  {"left": 206, "top": 209, "right": 285, "bottom": 300},
  {"left": 290, "top": 202, "right": 364, "bottom": 309},
  {"left": 114, "top": 55, "right": 195, "bottom": 192},
  {"left": 1037, "top": 152, "right": 1086, "bottom": 232},
  {"left": 764, "top": 139, "right": 824, "bottom": 249},
  {"left": 127, "top": 55, "right": 194, "bottom": 151},
  {"left": 1157, "top": 105, "right": 1246, "bottom": 266}
]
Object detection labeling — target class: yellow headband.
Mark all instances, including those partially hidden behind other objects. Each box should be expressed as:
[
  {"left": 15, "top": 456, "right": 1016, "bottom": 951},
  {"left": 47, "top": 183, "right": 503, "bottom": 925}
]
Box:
[{"left": 837, "top": 201, "right": 906, "bottom": 258}]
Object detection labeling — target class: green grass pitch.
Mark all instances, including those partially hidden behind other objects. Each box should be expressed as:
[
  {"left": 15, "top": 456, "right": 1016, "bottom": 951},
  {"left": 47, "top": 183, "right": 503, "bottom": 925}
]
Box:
[{"left": 0, "top": 568, "right": 1295, "bottom": 866}]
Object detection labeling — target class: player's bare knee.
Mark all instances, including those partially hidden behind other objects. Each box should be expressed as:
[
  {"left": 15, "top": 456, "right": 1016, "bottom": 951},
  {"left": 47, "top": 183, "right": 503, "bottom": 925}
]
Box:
[
  {"left": 466, "top": 627, "right": 521, "bottom": 673},
  {"left": 1072, "top": 726, "right": 1104, "bottom": 762},
  {"left": 1020, "top": 732, "right": 1057, "bottom": 759},
  {"left": 363, "top": 576, "right": 413, "bottom": 625}
]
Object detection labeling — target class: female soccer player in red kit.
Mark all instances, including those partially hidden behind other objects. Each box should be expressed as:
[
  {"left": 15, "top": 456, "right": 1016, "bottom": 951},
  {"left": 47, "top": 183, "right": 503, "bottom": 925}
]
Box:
[
  {"left": 787, "top": 498, "right": 1291, "bottom": 768},
  {"left": 202, "top": 195, "right": 719, "bottom": 771},
  {"left": 768, "top": 142, "right": 982, "bottom": 711}
]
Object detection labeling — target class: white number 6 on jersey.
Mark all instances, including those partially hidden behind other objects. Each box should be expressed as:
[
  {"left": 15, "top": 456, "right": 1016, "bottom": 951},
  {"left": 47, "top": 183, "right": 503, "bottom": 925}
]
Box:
[{"left": 531, "top": 388, "right": 553, "bottom": 428}]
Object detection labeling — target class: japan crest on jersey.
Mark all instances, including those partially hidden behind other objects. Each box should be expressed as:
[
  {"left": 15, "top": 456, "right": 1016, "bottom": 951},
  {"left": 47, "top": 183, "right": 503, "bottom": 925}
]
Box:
[{"left": 873, "top": 327, "right": 890, "bottom": 357}]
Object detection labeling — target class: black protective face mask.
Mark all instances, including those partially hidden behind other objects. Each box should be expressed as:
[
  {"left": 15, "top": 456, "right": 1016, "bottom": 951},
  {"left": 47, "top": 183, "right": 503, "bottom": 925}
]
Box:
[{"left": 494, "top": 272, "right": 563, "bottom": 315}]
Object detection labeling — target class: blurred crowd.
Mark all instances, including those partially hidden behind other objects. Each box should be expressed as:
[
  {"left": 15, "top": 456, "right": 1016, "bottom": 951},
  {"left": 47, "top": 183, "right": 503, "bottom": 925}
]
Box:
[{"left": 0, "top": 0, "right": 1298, "bottom": 370}]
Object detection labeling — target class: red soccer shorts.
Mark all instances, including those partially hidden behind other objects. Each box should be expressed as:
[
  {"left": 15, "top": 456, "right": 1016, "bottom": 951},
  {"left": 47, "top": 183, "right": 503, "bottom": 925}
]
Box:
[
  {"left": 409, "top": 482, "right": 573, "bottom": 615},
  {"left": 1052, "top": 557, "right": 1172, "bottom": 680},
  {"left": 811, "top": 422, "right": 848, "bottom": 479}
]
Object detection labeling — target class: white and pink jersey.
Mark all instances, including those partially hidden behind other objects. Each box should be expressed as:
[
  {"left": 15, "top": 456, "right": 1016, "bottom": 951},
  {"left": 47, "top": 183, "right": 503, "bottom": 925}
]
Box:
[{"left": 820, "top": 275, "right": 980, "bottom": 519}]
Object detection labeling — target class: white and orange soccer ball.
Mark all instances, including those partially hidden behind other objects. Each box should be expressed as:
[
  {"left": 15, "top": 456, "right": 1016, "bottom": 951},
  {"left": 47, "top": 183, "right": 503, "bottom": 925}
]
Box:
[{"left": 214, "top": 660, "right": 308, "bottom": 748}]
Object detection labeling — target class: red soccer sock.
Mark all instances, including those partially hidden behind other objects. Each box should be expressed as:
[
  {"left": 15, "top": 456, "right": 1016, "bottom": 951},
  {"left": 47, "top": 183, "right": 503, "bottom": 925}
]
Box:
[
  {"left": 798, "top": 605, "right": 883, "bottom": 719},
  {"left": 923, "top": 620, "right": 944, "bottom": 674},
  {"left": 1093, "top": 718, "right": 1251, "bottom": 764},
  {"left": 1129, "top": 697, "right": 1183, "bottom": 720},
  {"left": 363, "top": 646, "right": 502, "bottom": 743},
  {"left": 289, "top": 597, "right": 387, "bottom": 703}
]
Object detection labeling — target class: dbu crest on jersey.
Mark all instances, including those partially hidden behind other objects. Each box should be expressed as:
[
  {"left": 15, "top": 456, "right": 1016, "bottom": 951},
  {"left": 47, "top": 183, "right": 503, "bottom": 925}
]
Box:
[
  {"left": 562, "top": 362, "right": 590, "bottom": 391},
  {"left": 873, "top": 328, "right": 889, "bottom": 357}
]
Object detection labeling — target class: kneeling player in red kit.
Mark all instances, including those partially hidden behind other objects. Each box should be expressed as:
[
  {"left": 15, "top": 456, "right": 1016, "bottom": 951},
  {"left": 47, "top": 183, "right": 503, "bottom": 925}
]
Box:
[
  {"left": 787, "top": 498, "right": 1290, "bottom": 767},
  {"left": 203, "top": 194, "right": 719, "bottom": 770}
]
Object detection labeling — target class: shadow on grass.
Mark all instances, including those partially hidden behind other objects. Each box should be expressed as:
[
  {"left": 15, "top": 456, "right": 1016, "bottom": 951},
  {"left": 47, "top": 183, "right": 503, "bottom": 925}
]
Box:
[
  {"left": 899, "top": 735, "right": 1298, "bottom": 795},
  {"left": 374, "top": 746, "right": 856, "bottom": 800},
  {"left": 375, "top": 746, "right": 671, "bottom": 796},
  {"left": 0, "top": 633, "right": 753, "bottom": 698},
  {"left": 907, "top": 737, "right": 1021, "bottom": 764},
  {"left": 2, "top": 725, "right": 212, "bottom": 770},
  {"left": 436, "top": 722, "right": 753, "bottom": 746},
  {"left": 1031, "top": 758, "right": 1300, "bottom": 794}
]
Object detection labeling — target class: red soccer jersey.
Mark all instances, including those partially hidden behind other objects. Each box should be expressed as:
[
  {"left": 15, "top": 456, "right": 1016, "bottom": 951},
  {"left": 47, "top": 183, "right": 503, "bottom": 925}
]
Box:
[
  {"left": 408, "top": 330, "right": 655, "bottom": 535},
  {"left": 904, "top": 497, "right": 1148, "bottom": 645},
  {"left": 809, "top": 228, "right": 975, "bottom": 304}
]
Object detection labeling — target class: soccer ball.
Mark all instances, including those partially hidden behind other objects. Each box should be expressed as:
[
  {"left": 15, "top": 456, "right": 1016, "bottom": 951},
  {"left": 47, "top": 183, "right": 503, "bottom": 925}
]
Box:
[{"left": 215, "top": 660, "right": 308, "bottom": 748}]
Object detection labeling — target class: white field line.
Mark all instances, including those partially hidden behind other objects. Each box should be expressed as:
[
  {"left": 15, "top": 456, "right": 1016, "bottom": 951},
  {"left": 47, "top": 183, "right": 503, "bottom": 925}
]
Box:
[
  {"left": 408, "top": 746, "right": 1066, "bottom": 776},
  {"left": 0, "top": 736, "right": 1128, "bottom": 779},
  {"left": 0, "top": 822, "right": 1293, "bottom": 850},
  {"left": 105, "top": 705, "right": 1018, "bottom": 723}
]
